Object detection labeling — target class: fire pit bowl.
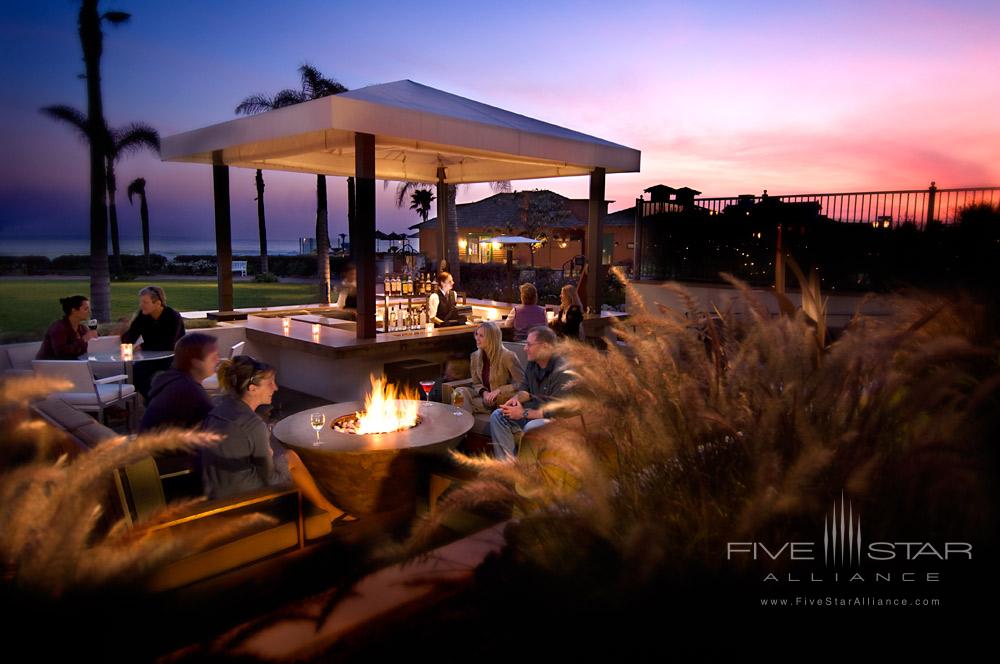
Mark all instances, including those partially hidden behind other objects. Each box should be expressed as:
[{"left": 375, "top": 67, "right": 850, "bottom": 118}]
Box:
[{"left": 272, "top": 400, "right": 474, "bottom": 517}]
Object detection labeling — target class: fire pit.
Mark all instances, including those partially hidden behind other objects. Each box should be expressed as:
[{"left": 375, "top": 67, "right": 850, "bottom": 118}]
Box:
[{"left": 272, "top": 376, "right": 474, "bottom": 518}]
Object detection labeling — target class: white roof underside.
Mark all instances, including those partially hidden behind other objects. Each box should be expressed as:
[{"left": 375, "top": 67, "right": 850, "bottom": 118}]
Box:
[{"left": 161, "top": 80, "right": 640, "bottom": 184}]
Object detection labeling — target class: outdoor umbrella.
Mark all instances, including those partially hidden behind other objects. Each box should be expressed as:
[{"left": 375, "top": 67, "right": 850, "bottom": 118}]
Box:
[{"left": 484, "top": 236, "right": 541, "bottom": 302}]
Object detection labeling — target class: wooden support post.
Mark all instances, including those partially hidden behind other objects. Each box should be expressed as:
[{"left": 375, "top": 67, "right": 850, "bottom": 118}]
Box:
[
  {"left": 436, "top": 167, "right": 448, "bottom": 273},
  {"left": 213, "top": 162, "right": 233, "bottom": 313},
  {"left": 586, "top": 168, "right": 606, "bottom": 312},
  {"left": 353, "top": 133, "right": 377, "bottom": 339}
]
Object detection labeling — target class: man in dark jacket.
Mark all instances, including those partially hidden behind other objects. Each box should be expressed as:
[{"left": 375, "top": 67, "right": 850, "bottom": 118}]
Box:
[
  {"left": 139, "top": 333, "right": 219, "bottom": 431},
  {"left": 489, "top": 326, "right": 576, "bottom": 459},
  {"left": 122, "top": 285, "right": 186, "bottom": 402}
]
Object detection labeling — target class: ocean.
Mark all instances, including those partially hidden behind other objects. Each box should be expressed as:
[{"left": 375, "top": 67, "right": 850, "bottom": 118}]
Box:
[
  {"left": 0, "top": 235, "right": 303, "bottom": 260},
  {"left": 0, "top": 235, "right": 418, "bottom": 260}
]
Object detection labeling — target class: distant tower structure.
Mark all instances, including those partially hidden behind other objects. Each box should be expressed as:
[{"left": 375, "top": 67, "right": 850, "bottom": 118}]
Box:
[
  {"left": 673, "top": 187, "right": 702, "bottom": 207},
  {"left": 644, "top": 184, "right": 676, "bottom": 203}
]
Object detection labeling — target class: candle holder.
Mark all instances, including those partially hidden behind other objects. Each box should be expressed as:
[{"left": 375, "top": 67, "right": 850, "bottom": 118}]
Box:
[
  {"left": 282, "top": 317, "right": 291, "bottom": 333},
  {"left": 425, "top": 322, "right": 434, "bottom": 335},
  {"left": 546, "top": 309, "right": 556, "bottom": 323},
  {"left": 120, "top": 343, "right": 134, "bottom": 361},
  {"left": 312, "top": 323, "right": 321, "bottom": 338}
]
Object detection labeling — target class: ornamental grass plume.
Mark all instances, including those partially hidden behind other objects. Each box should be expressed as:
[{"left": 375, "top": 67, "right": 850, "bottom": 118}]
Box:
[
  {"left": 0, "top": 376, "right": 273, "bottom": 596},
  {"left": 404, "top": 268, "right": 999, "bottom": 594}
]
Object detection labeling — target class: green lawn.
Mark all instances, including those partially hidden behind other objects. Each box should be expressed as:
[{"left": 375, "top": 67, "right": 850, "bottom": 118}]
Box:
[{"left": 0, "top": 279, "right": 320, "bottom": 342}]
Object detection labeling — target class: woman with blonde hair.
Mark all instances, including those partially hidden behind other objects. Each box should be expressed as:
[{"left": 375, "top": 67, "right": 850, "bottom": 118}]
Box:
[
  {"left": 202, "top": 355, "right": 353, "bottom": 523},
  {"left": 452, "top": 321, "right": 525, "bottom": 414},
  {"left": 552, "top": 283, "right": 585, "bottom": 340}
]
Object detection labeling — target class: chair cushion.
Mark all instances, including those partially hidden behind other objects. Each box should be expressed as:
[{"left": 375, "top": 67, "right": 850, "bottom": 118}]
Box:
[
  {"left": 472, "top": 413, "right": 492, "bottom": 436},
  {"left": 32, "top": 398, "right": 97, "bottom": 432},
  {"left": 72, "top": 421, "right": 119, "bottom": 447},
  {"left": 55, "top": 383, "right": 136, "bottom": 406}
]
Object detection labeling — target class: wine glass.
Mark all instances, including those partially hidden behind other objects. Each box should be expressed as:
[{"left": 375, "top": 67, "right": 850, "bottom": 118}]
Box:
[
  {"left": 87, "top": 318, "right": 99, "bottom": 332},
  {"left": 419, "top": 380, "right": 435, "bottom": 406},
  {"left": 309, "top": 412, "right": 326, "bottom": 445}
]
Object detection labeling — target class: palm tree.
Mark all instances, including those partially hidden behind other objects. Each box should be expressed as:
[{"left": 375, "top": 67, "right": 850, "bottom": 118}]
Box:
[
  {"left": 236, "top": 64, "right": 348, "bottom": 303},
  {"left": 126, "top": 178, "right": 151, "bottom": 273},
  {"left": 393, "top": 180, "right": 510, "bottom": 283},
  {"left": 409, "top": 189, "right": 435, "bottom": 223},
  {"left": 77, "top": 0, "right": 129, "bottom": 321},
  {"left": 106, "top": 123, "right": 160, "bottom": 274},
  {"left": 234, "top": 93, "right": 301, "bottom": 281},
  {"left": 254, "top": 169, "right": 268, "bottom": 275}
]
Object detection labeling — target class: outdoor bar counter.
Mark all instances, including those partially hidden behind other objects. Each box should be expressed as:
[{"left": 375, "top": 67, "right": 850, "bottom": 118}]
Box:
[{"left": 244, "top": 297, "right": 626, "bottom": 403}]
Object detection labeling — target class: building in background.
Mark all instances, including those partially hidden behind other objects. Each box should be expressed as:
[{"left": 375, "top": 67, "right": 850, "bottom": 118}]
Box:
[{"left": 411, "top": 190, "right": 635, "bottom": 271}]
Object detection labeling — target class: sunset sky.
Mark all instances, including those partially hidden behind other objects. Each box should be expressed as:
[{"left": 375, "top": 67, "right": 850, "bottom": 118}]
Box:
[{"left": 1, "top": 0, "right": 998, "bottom": 244}]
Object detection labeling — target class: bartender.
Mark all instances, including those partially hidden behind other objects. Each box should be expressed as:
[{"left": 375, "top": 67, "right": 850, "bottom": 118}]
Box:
[
  {"left": 330, "top": 264, "right": 357, "bottom": 321},
  {"left": 427, "top": 270, "right": 460, "bottom": 326}
]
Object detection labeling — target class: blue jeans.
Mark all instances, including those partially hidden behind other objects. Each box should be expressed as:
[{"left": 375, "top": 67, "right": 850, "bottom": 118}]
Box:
[{"left": 489, "top": 409, "right": 550, "bottom": 459}]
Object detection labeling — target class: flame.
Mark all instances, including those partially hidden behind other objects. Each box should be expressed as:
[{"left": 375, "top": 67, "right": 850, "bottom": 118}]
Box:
[{"left": 354, "top": 374, "right": 420, "bottom": 435}]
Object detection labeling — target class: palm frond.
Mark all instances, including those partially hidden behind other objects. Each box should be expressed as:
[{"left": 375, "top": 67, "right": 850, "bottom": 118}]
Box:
[
  {"left": 110, "top": 123, "right": 160, "bottom": 159},
  {"left": 101, "top": 11, "right": 131, "bottom": 25},
  {"left": 234, "top": 94, "right": 275, "bottom": 115},
  {"left": 40, "top": 104, "right": 91, "bottom": 141},
  {"left": 126, "top": 177, "right": 145, "bottom": 205}
]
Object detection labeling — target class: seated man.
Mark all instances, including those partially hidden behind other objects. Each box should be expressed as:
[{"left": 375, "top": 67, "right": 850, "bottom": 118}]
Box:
[
  {"left": 489, "top": 326, "right": 574, "bottom": 459},
  {"left": 139, "top": 333, "right": 219, "bottom": 432}
]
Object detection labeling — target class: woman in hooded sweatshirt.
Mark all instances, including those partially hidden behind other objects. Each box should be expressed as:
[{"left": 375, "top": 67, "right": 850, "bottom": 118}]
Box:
[{"left": 202, "top": 355, "right": 353, "bottom": 522}]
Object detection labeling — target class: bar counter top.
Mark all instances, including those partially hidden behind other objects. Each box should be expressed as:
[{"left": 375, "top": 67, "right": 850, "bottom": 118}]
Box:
[{"left": 245, "top": 299, "right": 627, "bottom": 360}]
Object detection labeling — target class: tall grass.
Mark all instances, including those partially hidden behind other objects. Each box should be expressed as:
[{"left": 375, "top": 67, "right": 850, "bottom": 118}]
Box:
[
  {"left": 0, "top": 376, "right": 271, "bottom": 596},
  {"left": 406, "top": 268, "right": 999, "bottom": 592}
]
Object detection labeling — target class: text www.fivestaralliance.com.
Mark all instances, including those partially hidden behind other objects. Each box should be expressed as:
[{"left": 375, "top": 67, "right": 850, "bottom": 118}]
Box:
[{"left": 761, "top": 597, "right": 940, "bottom": 607}]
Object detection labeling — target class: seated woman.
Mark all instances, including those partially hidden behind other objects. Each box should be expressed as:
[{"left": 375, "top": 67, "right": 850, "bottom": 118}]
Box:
[
  {"left": 202, "top": 356, "right": 352, "bottom": 522},
  {"left": 329, "top": 263, "right": 358, "bottom": 321},
  {"left": 36, "top": 295, "right": 97, "bottom": 360},
  {"left": 503, "top": 283, "right": 547, "bottom": 341},
  {"left": 452, "top": 321, "right": 525, "bottom": 414},
  {"left": 551, "top": 284, "right": 585, "bottom": 341},
  {"left": 139, "top": 333, "right": 219, "bottom": 432}
]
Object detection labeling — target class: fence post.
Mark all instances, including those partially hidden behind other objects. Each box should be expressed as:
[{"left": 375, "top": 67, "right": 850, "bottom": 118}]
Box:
[
  {"left": 774, "top": 223, "right": 785, "bottom": 295},
  {"left": 925, "top": 181, "right": 937, "bottom": 225}
]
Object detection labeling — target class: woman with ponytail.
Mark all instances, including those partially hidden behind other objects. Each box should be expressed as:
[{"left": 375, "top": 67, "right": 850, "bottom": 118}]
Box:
[{"left": 202, "top": 356, "right": 353, "bottom": 522}]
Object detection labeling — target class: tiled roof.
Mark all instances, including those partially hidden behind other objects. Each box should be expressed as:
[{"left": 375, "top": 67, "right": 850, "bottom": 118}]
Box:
[{"left": 412, "top": 190, "right": 635, "bottom": 230}]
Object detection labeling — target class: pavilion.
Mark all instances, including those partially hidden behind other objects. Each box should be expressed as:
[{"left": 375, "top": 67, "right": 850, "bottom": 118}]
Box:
[{"left": 161, "top": 79, "right": 640, "bottom": 339}]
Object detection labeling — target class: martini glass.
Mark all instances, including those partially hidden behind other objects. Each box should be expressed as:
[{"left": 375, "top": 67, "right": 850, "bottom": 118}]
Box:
[{"left": 419, "top": 380, "right": 435, "bottom": 406}]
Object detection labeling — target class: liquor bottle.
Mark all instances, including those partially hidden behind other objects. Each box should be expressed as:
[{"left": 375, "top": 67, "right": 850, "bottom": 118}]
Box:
[
  {"left": 403, "top": 274, "right": 412, "bottom": 296},
  {"left": 393, "top": 274, "right": 401, "bottom": 296},
  {"left": 384, "top": 273, "right": 390, "bottom": 297}
]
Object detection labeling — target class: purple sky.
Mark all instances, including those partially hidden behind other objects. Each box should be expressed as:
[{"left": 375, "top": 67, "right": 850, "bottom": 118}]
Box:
[{"left": 1, "top": 0, "right": 998, "bottom": 245}]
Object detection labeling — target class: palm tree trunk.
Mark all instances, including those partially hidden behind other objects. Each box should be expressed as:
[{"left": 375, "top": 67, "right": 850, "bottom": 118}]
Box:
[
  {"left": 446, "top": 184, "right": 460, "bottom": 284},
  {"left": 80, "top": 0, "right": 110, "bottom": 321},
  {"left": 106, "top": 157, "right": 123, "bottom": 275},
  {"left": 139, "top": 192, "right": 150, "bottom": 274},
  {"left": 255, "top": 169, "right": 268, "bottom": 275},
  {"left": 316, "top": 174, "right": 330, "bottom": 304}
]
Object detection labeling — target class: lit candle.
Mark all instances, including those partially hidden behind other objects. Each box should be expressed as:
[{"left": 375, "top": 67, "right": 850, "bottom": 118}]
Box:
[
  {"left": 425, "top": 322, "right": 434, "bottom": 335},
  {"left": 312, "top": 323, "right": 321, "bottom": 336},
  {"left": 120, "top": 343, "right": 133, "bottom": 361},
  {"left": 546, "top": 310, "right": 556, "bottom": 323},
  {"left": 282, "top": 317, "right": 291, "bottom": 333}
]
